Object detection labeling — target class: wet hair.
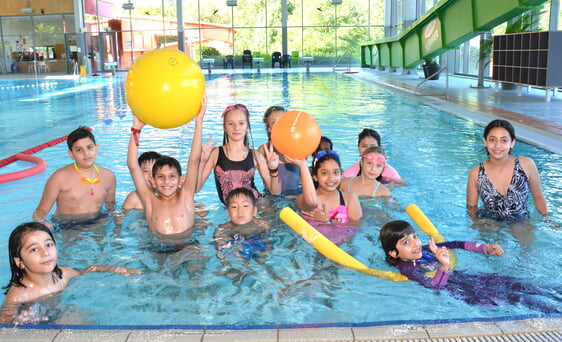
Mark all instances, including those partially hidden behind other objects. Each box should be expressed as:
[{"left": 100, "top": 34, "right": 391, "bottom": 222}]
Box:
[
  {"left": 152, "top": 155, "right": 182, "bottom": 177},
  {"left": 361, "top": 146, "right": 386, "bottom": 158},
  {"left": 312, "top": 136, "right": 334, "bottom": 159},
  {"left": 222, "top": 103, "right": 252, "bottom": 147},
  {"left": 138, "top": 151, "right": 162, "bottom": 166},
  {"left": 358, "top": 128, "right": 381, "bottom": 147},
  {"left": 3, "top": 222, "right": 63, "bottom": 294},
  {"left": 358, "top": 146, "right": 386, "bottom": 181},
  {"left": 379, "top": 220, "right": 416, "bottom": 266},
  {"left": 311, "top": 151, "right": 342, "bottom": 188},
  {"left": 482, "top": 119, "right": 516, "bottom": 155},
  {"left": 225, "top": 187, "right": 257, "bottom": 207},
  {"left": 262, "top": 105, "right": 287, "bottom": 126},
  {"left": 67, "top": 126, "right": 95, "bottom": 150}
]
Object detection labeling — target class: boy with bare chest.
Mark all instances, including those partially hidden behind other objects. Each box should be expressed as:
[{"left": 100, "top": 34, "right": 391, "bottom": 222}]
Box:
[
  {"left": 127, "top": 100, "right": 206, "bottom": 236},
  {"left": 32, "top": 127, "right": 116, "bottom": 228}
]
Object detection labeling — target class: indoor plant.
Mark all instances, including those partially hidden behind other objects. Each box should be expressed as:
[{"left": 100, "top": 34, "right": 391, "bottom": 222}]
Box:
[{"left": 422, "top": 58, "right": 441, "bottom": 80}]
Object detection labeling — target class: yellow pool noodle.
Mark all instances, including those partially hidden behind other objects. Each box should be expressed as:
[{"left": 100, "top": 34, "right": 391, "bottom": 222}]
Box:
[
  {"left": 406, "top": 204, "right": 457, "bottom": 269},
  {"left": 279, "top": 207, "right": 408, "bottom": 282}
]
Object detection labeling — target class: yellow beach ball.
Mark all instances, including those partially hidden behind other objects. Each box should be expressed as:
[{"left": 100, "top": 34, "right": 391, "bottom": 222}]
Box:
[{"left": 125, "top": 49, "right": 205, "bottom": 129}]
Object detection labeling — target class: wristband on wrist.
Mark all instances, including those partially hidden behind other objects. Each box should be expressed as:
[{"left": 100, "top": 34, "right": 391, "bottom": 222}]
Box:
[{"left": 131, "top": 127, "right": 141, "bottom": 146}]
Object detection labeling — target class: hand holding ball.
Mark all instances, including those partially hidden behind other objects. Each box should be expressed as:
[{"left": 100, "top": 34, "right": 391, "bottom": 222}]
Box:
[
  {"left": 271, "top": 110, "right": 321, "bottom": 160},
  {"left": 125, "top": 49, "right": 205, "bottom": 129}
]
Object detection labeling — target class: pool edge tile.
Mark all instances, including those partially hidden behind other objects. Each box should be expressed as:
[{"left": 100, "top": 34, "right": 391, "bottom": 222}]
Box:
[
  {"left": 202, "top": 328, "right": 278, "bottom": 342},
  {"left": 0, "top": 327, "right": 61, "bottom": 342},
  {"left": 353, "top": 324, "right": 428, "bottom": 340},
  {"left": 278, "top": 326, "right": 353, "bottom": 341}
]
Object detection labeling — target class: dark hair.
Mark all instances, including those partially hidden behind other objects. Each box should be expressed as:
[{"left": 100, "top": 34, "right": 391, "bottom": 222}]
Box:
[
  {"left": 225, "top": 187, "right": 257, "bottom": 207},
  {"left": 4, "top": 222, "right": 63, "bottom": 294},
  {"left": 222, "top": 104, "right": 252, "bottom": 147},
  {"left": 262, "top": 105, "right": 286, "bottom": 125},
  {"left": 152, "top": 156, "right": 182, "bottom": 177},
  {"left": 379, "top": 220, "right": 416, "bottom": 266},
  {"left": 312, "top": 151, "right": 341, "bottom": 188},
  {"left": 482, "top": 119, "right": 516, "bottom": 155},
  {"left": 67, "top": 126, "right": 95, "bottom": 150},
  {"left": 311, "top": 136, "right": 333, "bottom": 159},
  {"left": 358, "top": 128, "right": 381, "bottom": 147},
  {"left": 138, "top": 151, "right": 162, "bottom": 166}
]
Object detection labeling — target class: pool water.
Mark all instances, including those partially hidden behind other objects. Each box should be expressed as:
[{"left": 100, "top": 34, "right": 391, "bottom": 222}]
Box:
[{"left": 0, "top": 73, "right": 560, "bottom": 326}]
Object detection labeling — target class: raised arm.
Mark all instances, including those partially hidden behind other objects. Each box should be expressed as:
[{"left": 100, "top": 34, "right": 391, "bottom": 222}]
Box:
[
  {"left": 255, "top": 142, "right": 281, "bottom": 195},
  {"left": 291, "top": 156, "right": 317, "bottom": 211},
  {"left": 127, "top": 116, "right": 151, "bottom": 205},
  {"left": 195, "top": 146, "right": 218, "bottom": 193},
  {"left": 183, "top": 98, "right": 206, "bottom": 195}
]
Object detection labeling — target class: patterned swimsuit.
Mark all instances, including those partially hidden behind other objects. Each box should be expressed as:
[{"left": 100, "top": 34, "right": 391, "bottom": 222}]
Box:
[
  {"left": 477, "top": 155, "right": 530, "bottom": 221},
  {"left": 214, "top": 146, "right": 260, "bottom": 204}
]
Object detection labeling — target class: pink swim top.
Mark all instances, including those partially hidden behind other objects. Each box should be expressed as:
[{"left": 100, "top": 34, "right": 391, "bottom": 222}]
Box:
[
  {"left": 303, "top": 191, "right": 355, "bottom": 244},
  {"left": 342, "top": 161, "right": 402, "bottom": 183}
]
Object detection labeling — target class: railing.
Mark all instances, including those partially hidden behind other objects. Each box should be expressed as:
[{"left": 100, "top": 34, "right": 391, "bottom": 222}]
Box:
[
  {"left": 333, "top": 51, "right": 351, "bottom": 72},
  {"left": 414, "top": 54, "right": 449, "bottom": 100}
]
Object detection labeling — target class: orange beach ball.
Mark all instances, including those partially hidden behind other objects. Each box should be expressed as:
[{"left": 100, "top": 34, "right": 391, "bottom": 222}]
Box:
[{"left": 271, "top": 110, "right": 321, "bottom": 160}]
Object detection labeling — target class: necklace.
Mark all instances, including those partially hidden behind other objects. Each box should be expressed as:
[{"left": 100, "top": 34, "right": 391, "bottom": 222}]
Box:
[{"left": 74, "top": 162, "right": 100, "bottom": 196}]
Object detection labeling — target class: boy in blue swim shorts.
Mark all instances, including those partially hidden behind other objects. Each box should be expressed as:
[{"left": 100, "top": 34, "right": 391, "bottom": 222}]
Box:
[{"left": 213, "top": 187, "right": 271, "bottom": 261}]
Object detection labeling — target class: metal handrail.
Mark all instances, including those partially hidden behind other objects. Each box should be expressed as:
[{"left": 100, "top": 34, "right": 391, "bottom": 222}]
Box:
[
  {"left": 333, "top": 51, "right": 351, "bottom": 72},
  {"left": 414, "top": 54, "right": 449, "bottom": 99}
]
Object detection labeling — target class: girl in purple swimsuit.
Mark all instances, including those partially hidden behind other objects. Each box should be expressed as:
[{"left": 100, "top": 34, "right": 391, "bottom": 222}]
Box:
[
  {"left": 379, "top": 220, "right": 561, "bottom": 313},
  {"left": 295, "top": 151, "right": 362, "bottom": 244}
]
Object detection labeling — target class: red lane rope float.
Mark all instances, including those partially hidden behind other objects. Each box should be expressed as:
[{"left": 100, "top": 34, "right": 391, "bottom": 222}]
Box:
[
  {"left": 0, "top": 154, "right": 47, "bottom": 183},
  {"left": 0, "top": 128, "right": 91, "bottom": 183}
]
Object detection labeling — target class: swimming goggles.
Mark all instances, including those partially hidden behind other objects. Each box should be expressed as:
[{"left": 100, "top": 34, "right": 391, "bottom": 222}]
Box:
[
  {"left": 363, "top": 153, "right": 386, "bottom": 164},
  {"left": 222, "top": 104, "right": 249, "bottom": 116},
  {"left": 74, "top": 162, "right": 100, "bottom": 184},
  {"left": 315, "top": 150, "right": 340, "bottom": 161}
]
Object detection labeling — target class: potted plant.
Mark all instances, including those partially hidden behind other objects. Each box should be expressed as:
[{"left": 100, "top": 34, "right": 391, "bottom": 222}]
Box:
[{"left": 422, "top": 58, "right": 441, "bottom": 80}]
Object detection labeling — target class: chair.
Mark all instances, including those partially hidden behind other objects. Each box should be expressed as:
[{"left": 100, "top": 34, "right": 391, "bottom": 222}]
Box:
[
  {"left": 37, "top": 61, "right": 49, "bottom": 73},
  {"left": 223, "top": 55, "right": 234, "bottom": 69},
  {"left": 290, "top": 51, "right": 300, "bottom": 66},
  {"left": 242, "top": 50, "right": 253, "bottom": 68},
  {"left": 282, "top": 54, "right": 291, "bottom": 68},
  {"left": 271, "top": 52, "right": 282, "bottom": 68}
]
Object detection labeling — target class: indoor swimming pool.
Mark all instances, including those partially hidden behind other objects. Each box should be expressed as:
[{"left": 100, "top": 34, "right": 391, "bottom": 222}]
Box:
[{"left": 0, "top": 72, "right": 560, "bottom": 327}]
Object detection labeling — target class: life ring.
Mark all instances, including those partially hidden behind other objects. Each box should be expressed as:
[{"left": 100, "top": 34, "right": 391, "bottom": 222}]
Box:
[
  {"left": 0, "top": 129, "right": 91, "bottom": 184},
  {"left": 280, "top": 204, "right": 455, "bottom": 282},
  {"left": 0, "top": 153, "right": 47, "bottom": 183}
]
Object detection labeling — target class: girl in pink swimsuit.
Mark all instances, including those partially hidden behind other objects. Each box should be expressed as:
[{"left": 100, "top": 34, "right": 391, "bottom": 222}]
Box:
[
  {"left": 342, "top": 128, "right": 404, "bottom": 184},
  {"left": 294, "top": 151, "right": 362, "bottom": 244},
  {"left": 340, "top": 146, "right": 391, "bottom": 198}
]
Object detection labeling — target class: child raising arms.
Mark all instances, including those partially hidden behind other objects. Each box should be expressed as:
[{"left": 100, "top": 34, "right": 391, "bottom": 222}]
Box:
[
  {"left": 197, "top": 104, "right": 281, "bottom": 204},
  {"left": 1, "top": 222, "right": 141, "bottom": 323},
  {"left": 122, "top": 151, "right": 162, "bottom": 210},
  {"left": 295, "top": 151, "right": 362, "bottom": 244},
  {"left": 340, "top": 146, "right": 390, "bottom": 198},
  {"left": 127, "top": 100, "right": 206, "bottom": 236}
]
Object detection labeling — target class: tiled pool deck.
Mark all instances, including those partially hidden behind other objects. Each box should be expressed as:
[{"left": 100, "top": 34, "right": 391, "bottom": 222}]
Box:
[{"left": 1, "top": 67, "right": 560, "bottom": 341}]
